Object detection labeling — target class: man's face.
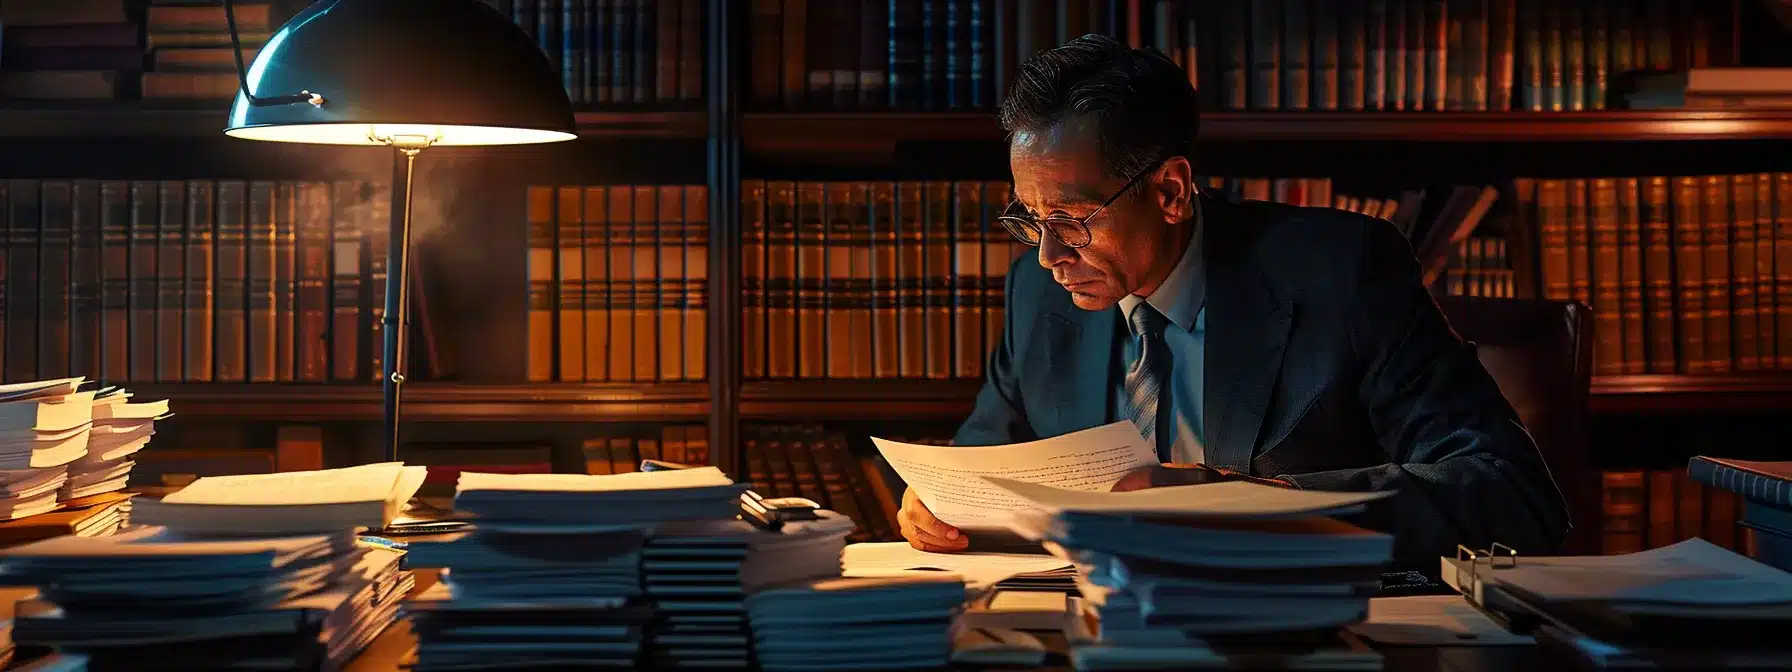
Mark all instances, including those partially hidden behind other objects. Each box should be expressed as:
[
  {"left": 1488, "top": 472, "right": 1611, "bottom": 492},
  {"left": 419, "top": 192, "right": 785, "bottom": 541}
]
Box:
[{"left": 1009, "top": 131, "right": 1183, "bottom": 312}]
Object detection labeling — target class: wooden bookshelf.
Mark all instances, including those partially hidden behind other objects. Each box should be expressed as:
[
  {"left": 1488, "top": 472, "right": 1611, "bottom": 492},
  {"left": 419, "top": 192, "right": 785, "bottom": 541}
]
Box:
[
  {"left": 129, "top": 382, "right": 710, "bottom": 422},
  {"left": 0, "top": 107, "right": 706, "bottom": 139},
  {"left": 10, "top": 107, "right": 1791, "bottom": 143},
  {"left": 739, "top": 380, "right": 982, "bottom": 421},
  {"left": 743, "top": 110, "right": 1792, "bottom": 145},
  {"left": 735, "top": 375, "right": 1792, "bottom": 420},
  {"left": 1590, "top": 374, "right": 1792, "bottom": 414}
]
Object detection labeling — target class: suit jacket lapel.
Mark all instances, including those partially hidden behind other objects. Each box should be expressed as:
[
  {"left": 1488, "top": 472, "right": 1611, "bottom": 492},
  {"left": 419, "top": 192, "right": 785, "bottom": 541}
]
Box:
[
  {"left": 1201, "top": 198, "right": 1294, "bottom": 471},
  {"left": 1045, "top": 304, "right": 1116, "bottom": 435}
]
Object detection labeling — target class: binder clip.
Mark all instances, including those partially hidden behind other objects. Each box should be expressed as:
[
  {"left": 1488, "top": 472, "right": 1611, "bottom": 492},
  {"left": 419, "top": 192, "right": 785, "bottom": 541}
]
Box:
[
  {"left": 740, "top": 490, "right": 821, "bottom": 531},
  {"left": 1453, "top": 542, "right": 1533, "bottom": 633}
]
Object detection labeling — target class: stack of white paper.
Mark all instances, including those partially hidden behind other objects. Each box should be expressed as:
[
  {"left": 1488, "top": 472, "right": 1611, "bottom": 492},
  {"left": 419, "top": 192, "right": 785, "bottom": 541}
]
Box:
[
  {"left": 0, "top": 379, "right": 92, "bottom": 519},
  {"left": 0, "top": 527, "right": 409, "bottom": 670},
  {"left": 987, "top": 476, "right": 1395, "bottom": 669},
  {"left": 402, "top": 467, "right": 751, "bottom": 670},
  {"left": 746, "top": 574, "right": 967, "bottom": 671},
  {"left": 130, "top": 461, "right": 428, "bottom": 536},
  {"left": 642, "top": 512, "right": 855, "bottom": 668},
  {"left": 61, "top": 389, "right": 168, "bottom": 500}
]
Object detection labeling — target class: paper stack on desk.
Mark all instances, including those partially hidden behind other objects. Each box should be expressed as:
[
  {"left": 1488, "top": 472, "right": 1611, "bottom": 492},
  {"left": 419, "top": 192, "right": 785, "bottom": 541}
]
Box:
[
  {"left": 642, "top": 512, "right": 855, "bottom": 668},
  {"left": 1445, "top": 538, "right": 1792, "bottom": 668},
  {"left": 0, "top": 464, "right": 429, "bottom": 669},
  {"left": 402, "top": 467, "right": 752, "bottom": 670},
  {"left": 62, "top": 389, "right": 167, "bottom": 500},
  {"left": 0, "top": 527, "right": 411, "bottom": 671},
  {"left": 746, "top": 574, "right": 968, "bottom": 671},
  {"left": 988, "top": 476, "right": 1395, "bottom": 670}
]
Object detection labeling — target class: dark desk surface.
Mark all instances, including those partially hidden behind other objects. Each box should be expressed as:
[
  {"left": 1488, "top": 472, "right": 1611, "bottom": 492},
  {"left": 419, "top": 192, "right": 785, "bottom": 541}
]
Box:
[{"left": 5, "top": 569, "right": 1542, "bottom": 672}]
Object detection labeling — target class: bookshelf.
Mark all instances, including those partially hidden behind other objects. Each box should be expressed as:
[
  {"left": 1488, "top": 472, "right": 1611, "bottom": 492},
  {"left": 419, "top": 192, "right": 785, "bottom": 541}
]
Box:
[
  {"left": 127, "top": 382, "right": 711, "bottom": 422},
  {"left": 0, "top": 108, "right": 709, "bottom": 139},
  {"left": 11, "top": 107, "right": 1791, "bottom": 142},
  {"left": 744, "top": 110, "right": 1792, "bottom": 144}
]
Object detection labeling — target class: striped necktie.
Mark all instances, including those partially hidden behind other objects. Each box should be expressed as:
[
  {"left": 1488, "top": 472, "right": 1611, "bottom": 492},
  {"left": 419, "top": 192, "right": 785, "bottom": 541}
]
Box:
[{"left": 1124, "top": 302, "right": 1172, "bottom": 461}]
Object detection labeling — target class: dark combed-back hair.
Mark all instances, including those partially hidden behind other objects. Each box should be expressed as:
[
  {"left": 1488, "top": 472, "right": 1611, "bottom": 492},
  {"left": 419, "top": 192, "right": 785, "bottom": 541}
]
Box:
[{"left": 998, "top": 33, "right": 1198, "bottom": 181}]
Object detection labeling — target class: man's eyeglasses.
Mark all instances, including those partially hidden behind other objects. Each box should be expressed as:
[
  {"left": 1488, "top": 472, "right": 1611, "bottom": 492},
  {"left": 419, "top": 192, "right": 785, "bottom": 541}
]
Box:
[{"left": 997, "top": 159, "right": 1165, "bottom": 249}]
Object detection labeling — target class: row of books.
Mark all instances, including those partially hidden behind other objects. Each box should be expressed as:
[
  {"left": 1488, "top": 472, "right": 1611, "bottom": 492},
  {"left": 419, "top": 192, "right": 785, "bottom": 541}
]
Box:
[
  {"left": 0, "top": 179, "right": 397, "bottom": 386},
  {"left": 1599, "top": 466, "right": 1746, "bottom": 556},
  {"left": 525, "top": 184, "right": 709, "bottom": 383},
  {"left": 736, "top": 177, "right": 1375, "bottom": 381},
  {"left": 1439, "top": 235, "right": 1518, "bottom": 299},
  {"left": 482, "top": 0, "right": 705, "bottom": 107},
  {"left": 0, "top": 1, "right": 277, "bottom": 101},
  {"left": 748, "top": 0, "right": 1734, "bottom": 113},
  {"left": 1518, "top": 174, "right": 1792, "bottom": 376},
  {"left": 738, "top": 424, "right": 917, "bottom": 544}
]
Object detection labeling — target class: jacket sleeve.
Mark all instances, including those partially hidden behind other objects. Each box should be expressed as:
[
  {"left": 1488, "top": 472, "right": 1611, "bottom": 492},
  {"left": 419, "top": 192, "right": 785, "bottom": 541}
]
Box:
[
  {"left": 1276, "top": 219, "right": 1571, "bottom": 569},
  {"left": 952, "top": 260, "right": 1036, "bottom": 446}
]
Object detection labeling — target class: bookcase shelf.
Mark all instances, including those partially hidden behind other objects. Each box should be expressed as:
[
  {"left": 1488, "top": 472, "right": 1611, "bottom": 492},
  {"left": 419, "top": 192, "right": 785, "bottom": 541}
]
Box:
[
  {"left": 739, "top": 380, "right": 983, "bottom": 421},
  {"left": 742, "top": 110, "right": 1792, "bottom": 145},
  {"left": 0, "top": 107, "right": 706, "bottom": 139},
  {"left": 735, "top": 375, "right": 1792, "bottom": 421},
  {"left": 132, "top": 382, "right": 710, "bottom": 422},
  {"left": 1589, "top": 374, "right": 1792, "bottom": 414}
]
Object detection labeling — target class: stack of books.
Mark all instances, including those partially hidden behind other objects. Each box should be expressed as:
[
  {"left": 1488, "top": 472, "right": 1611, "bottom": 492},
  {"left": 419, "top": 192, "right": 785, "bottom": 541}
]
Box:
[
  {"left": 403, "top": 467, "right": 751, "bottom": 670},
  {"left": 0, "top": 463, "right": 426, "bottom": 668},
  {"left": 64, "top": 389, "right": 166, "bottom": 501},
  {"left": 745, "top": 574, "right": 967, "bottom": 671},
  {"left": 988, "top": 476, "right": 1396, "bottom": 670},
  {"left": 0, "top": 0, "right": 141, "bottom": 101},
  {"left": 644, "top": 511, "right": 856, "bottom": 668},
  {"left": 142, "top": 0, "right": 274, "bottom": 100},
  {"left": 1689, "top": 456, "right": 1792, "bottom": 571}
]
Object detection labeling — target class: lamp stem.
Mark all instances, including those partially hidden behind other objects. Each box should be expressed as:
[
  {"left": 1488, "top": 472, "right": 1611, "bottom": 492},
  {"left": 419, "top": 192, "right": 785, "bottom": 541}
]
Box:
[
  {"left": 224, "top": 0, "right": 323, "bottom": 108},
  {"left": 382, "top": 146, "right": 421, "bottom": 464}
]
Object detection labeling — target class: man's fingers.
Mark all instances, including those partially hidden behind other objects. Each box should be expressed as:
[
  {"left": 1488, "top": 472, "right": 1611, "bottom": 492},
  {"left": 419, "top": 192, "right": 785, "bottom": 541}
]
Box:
[
  {"left": 901, "top": 502, "right": 962, "bottom": 541},
  {"left": 904, "top": 527, "right": 969, "bottom": 553}
]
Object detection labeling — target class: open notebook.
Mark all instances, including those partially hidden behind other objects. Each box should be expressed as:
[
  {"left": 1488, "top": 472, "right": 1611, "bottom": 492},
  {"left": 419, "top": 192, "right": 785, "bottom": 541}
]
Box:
[{"left": 132, "top": 462, "right": 427, "bottom": 536}]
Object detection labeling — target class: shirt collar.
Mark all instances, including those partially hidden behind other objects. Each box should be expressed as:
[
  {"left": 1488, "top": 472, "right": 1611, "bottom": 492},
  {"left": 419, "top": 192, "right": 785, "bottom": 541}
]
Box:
[{"left": 1120, "top": 197, "right": 1205, "bottom": 335}]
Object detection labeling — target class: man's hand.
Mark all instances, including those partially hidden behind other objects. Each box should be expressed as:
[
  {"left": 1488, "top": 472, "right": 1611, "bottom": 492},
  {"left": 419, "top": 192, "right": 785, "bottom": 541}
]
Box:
[
  {"left": 1110, "top": 463, "right": 1295, "bottom": 492},
  {"left": 898, "top": 488, "right": 968, "bottom": 552}
]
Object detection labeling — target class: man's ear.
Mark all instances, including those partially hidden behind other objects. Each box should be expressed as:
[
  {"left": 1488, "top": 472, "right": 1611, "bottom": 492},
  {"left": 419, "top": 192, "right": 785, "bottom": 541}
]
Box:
[{"left": 1154, "top": 156, "right": 1195, "bottom": 223}]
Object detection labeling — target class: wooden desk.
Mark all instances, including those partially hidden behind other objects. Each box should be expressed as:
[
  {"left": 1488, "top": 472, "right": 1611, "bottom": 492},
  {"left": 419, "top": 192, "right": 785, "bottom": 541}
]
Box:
[{"left": 5, "top": 571, "right": 1542, "bottom": 672}]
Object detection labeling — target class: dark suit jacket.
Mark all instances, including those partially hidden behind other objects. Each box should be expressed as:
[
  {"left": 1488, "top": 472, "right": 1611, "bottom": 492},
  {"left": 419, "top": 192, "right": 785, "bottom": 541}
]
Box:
[{"left": 954, "top": 193, "right": 1570, "bottom": 572}]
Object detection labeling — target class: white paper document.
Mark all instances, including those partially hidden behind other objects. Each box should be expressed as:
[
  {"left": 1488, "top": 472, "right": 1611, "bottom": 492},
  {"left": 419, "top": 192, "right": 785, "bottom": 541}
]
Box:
[
  {"left": 1345, "top": 595, "right": 1534, "bottom": 646},
  {"left": 842, "top": 542, "right": 1071, "bottom": 589},
  {"left": 870, "top": 422, "right": 1158, "bottom": 530},
  {"left": 980, "top": 475, "right": 1394, "bottom": 518}
]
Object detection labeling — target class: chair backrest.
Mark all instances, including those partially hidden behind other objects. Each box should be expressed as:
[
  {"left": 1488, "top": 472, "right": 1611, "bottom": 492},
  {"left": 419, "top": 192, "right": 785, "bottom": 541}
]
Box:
[{"left": 1433, "top": 295, "right": 1595, "bottom": 555}]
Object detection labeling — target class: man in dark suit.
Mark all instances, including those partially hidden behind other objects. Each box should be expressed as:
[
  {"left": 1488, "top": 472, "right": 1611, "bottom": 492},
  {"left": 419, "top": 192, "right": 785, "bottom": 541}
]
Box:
[{"left": 898, "top": 35, "right": 1569, "bottom": 572}]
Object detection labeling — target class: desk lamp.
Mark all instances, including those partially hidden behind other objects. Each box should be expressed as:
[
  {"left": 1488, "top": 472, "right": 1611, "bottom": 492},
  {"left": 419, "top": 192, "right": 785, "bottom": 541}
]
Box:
[{"left": 222, "top": 0, "right": 578, "bottom": 462}]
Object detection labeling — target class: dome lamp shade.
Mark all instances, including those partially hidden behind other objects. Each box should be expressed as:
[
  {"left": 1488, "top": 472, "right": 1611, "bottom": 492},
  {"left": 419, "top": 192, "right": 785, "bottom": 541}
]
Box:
[{"left": 224, "top": 0, "right": 577, "bottom": 147}]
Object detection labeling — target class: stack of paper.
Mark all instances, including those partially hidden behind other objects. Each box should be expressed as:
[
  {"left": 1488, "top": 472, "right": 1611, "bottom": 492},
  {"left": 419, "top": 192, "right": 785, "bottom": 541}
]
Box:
[
  {"left": 0, "top": 527, "right": 410, "bottom": 670},
  {"left": 643, "top": 512, "right": 855, "bottom": 668},
  {"left": 987, "top": 477, "right": 1395, "bottom": 669},
  {"left": 0, "top": 378, "right": 93, "bottom": 519},
  {"left": 746, "top": 574, "right": 967, "bottom": 671},
  {"left": 130, "top": 461, "right": 428, "bottom": 535},
  {"left": 402, "top": 467, "right": 752, "bottom": 670},
  {"left": 843, "top": 541, "right": 1074, "bottom": 592},
  {"left": 62, "top": 389, "right": 168, "bottom": 500},
  {"left": 1446, "top": 538, "right": 1792, "bottom": 666},
  {"left": 0, "top": 492, "right": 135, "bottom": 547}
]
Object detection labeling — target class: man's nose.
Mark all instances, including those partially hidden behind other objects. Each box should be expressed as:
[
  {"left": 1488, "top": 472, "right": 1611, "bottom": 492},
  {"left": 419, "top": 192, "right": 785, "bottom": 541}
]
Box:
[{"left": 1038, "top": 233, "right": 1075, "bottom": 268}]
